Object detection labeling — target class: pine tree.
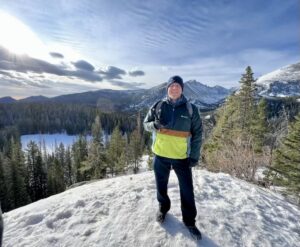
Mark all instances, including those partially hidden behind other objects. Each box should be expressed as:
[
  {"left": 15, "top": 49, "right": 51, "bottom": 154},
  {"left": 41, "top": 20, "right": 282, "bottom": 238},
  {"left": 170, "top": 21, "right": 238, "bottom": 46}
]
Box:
[
  {"left": 8, "top": 138, "right": 30, "bottom": 209},
  {"left": 0, "top": 153, "right": 11, "bottom": 212},
  {"left": 270, "top": 113, "right": 300, "bottom": 201},
  {"left": 202, "top": 66, "right": 266, "bottom": 180},
  {"left": 107, "top": 126, "right": 126, "bottom": 176},
  {"left": 72, "top": 135, "right": 88, "bottom": 182},
  {"left": 25, "top": 141, "right": 47, "bottom": 201},
  {"left": 237, "top": 66, "right": 256, "bottom": 137},
  {"left": 55, "top": 142, "right": 73, "bottom": 186},
  {"left": 251, "top": 98, "right": 268, "bottom": 153},
  {"left": 131, "top": 112, "right": 144, "bottom": 173},
  {"left": 128, "top": 129, "right": 143, "bottom": 174},
  {"left": 88, "top": 115, "right": 106, "bottom": 179},
  {"left": 47, "top": 156, "right": 65, "bottom": 196},
  {"left": 65, "top": 147, "right": 74, "bottom": 186}
]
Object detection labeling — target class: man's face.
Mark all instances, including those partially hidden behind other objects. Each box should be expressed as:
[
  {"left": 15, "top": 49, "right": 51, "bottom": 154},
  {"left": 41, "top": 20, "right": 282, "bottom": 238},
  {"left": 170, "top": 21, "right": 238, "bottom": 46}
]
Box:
[{"left": 167, "top": 82, "right": 182, "bottom": 100}]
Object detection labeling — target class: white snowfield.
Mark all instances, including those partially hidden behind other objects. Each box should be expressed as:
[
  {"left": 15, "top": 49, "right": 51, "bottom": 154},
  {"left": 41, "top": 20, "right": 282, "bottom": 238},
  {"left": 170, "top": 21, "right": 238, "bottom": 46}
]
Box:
[{"left": 3, "top": 169, "right": 300, "bottom": 247}]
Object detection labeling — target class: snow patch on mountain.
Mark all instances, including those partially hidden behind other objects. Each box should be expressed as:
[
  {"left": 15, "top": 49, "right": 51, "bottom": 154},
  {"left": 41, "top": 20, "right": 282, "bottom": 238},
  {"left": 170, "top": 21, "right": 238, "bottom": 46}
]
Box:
[
  {"left": 184, "top": 80, "right": 231, "bottom": 104},
  {"left": 256, "top": 62, "right": 300, "bottom": 97}
]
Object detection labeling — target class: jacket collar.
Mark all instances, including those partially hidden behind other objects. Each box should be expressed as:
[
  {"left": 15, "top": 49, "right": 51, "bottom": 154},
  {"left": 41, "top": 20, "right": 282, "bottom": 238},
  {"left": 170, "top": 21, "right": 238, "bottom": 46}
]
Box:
[{"left": 165, "top": 94, "right": 187, "bottom": 107}]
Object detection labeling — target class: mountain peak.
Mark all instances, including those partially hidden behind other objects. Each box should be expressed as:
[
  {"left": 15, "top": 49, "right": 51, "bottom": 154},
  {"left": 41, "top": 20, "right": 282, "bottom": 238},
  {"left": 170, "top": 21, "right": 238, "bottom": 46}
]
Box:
[
  {"left": 256, "top": 62, "right": 300, "bottom": 98},
  {"left": 3, "top": 169, "right": 300, "bottom": 246},
  {"left": 0, "top": 96, "right": 16, "bottom": 103}
]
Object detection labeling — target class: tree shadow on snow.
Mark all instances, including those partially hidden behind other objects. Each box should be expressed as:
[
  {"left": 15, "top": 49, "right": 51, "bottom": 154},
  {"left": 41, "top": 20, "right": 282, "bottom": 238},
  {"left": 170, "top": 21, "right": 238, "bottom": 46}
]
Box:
[{"left": 161, "top": 214, "right": 220, "bottom": 247}]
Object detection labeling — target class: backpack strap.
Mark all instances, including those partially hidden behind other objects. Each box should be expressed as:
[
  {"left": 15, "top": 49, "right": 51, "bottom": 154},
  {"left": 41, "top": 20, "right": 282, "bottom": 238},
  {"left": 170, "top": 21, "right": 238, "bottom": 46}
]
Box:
[
  {"left": 155, "top": 100, "right": 164, "bottom": 120},
  {"left": 186, "top": 102, "right": 193, "bottom": 118}
]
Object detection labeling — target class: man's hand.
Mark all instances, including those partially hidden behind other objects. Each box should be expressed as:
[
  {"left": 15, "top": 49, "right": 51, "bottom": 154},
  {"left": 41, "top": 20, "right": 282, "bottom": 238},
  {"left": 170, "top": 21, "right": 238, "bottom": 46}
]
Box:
[
  {"left": 154, "top": 119, "right": 165, "bottom": 130},
  {"left": 188, "top": 158, "right": 198, "bottom": 168}
]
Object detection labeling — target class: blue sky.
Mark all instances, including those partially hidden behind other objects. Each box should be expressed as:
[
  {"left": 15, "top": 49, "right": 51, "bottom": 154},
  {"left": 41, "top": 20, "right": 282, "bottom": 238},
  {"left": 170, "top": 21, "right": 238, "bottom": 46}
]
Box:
[{"left": 0, "top": 0, "right": 299, "bottom": 98}]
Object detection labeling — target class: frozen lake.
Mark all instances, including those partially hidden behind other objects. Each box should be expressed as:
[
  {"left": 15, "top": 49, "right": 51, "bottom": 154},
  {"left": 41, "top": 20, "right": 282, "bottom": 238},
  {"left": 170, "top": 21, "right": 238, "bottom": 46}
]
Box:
[{"left": 21, "top": 133, "right": 92, "bottom": 153}]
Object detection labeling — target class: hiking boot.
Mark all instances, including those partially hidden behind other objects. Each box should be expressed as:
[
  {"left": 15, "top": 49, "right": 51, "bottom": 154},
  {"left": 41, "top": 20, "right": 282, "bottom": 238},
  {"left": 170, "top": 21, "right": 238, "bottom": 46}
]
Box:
[
  {"left": 187, "top": 225, "right": 202, "bottom": 240},
  {"left": 156, "top": 211, "right": 166, "bottom": 223}
]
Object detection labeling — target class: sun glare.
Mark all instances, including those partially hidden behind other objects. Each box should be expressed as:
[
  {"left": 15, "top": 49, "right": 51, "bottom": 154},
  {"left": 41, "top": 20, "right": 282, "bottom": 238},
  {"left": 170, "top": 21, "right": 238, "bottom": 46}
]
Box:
[{"left": 0, "top": 11, "right": 48, "bottom": 60}]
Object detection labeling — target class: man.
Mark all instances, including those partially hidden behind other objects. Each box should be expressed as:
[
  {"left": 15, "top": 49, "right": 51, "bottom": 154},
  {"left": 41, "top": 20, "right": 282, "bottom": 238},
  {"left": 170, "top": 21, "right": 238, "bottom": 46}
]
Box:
[{"left": 143, "top": 75, "right": 202, "bottom": 240}]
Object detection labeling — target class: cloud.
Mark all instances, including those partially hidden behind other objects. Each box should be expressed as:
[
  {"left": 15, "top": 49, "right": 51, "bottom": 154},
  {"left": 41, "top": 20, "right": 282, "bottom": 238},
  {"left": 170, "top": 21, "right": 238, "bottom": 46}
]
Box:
[
  {"left": 98, "top": 66, "right": 126, "bottom": 79},
  {"left": 26, "top": 81, "right": 50, "bottom": 88},
  {"left": 128, "top": 70, "right": 145, "bottom": 77},
  {"left": 0, "top": 70, "right": 13, "bottom": 77},
  {"left": 70, "top": 69, "right": 102, "bottom": 82},
  {"left": 0, "top": 46, "right": 102, "bottom": 82},
  {"left": 0, "top": 77, "right": 24, "bottom": 87},
  {"left": 72, "top": 60, "right": 95, "bottom": 71},
  {"left": 49, "top": 52, "right": 64, "bottom": 59},
  {"left": 109, "top": 80, "right": 145, "bottom": 89}
]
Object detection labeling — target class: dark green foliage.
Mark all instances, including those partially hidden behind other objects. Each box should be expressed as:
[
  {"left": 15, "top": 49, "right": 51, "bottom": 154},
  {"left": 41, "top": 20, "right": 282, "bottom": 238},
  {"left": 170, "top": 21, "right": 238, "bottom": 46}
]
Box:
[
  {"left": 25, "top": 141, "right": 47, "bottom": 201},
  {"left": 128, "top": 113, "right": 144, "bottom": 173},
  {"left": 128, "top": 129, "right": 143, "bottom": 173},
  {"left": 0, "top": 102, "right": 136, "bottom": 136},
  {"left": 8, "top": 138, "right": 31, "bottom": 209},
  {"left": 107, "top": 126, "right": 126, "bottom": 175},
  {"left": 269, "top": 113, "right": 300, "bottom": 200},
  {"left": 47, "top": 155, "right": 65, "bottom": 196},
  {"left": 64, "top": 147, "right": 74, "bottom": 186},
  {"left": 88, "top": 115, "right": 106, "bottom": 179},
  {"left": 0, "top": 154, "right": 11, "bottom": 212},
  {"left": 251, "top": 98, "right": 268, "bottom": 153},
  {"left": 0, "top": 126, "right": 19, "bottom": 153},
  {"left": 72, "top": 135, "right": 89, "bottom": 182},
  {"left": 203, "top": 66, "right": 268, "bottom": 180},
  {"left": 236, "top": 66, "right": 256, "bottom": 136}
]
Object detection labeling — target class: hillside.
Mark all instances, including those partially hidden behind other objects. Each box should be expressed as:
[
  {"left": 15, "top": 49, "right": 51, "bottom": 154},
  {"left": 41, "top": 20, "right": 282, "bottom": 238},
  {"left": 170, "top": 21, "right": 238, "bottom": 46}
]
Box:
[
  {"left": 256, "top": 62, "right": 300, "bottom": 98},
  {"left": 3, "top": 169, "right": 300, "bottom": 247}
]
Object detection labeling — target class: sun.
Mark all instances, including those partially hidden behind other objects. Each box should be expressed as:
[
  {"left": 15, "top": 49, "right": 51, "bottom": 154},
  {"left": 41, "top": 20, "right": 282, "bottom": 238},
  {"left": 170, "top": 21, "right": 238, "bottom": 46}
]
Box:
[{"left": 0, "top": 11, "right": 48, "bottom": 60}]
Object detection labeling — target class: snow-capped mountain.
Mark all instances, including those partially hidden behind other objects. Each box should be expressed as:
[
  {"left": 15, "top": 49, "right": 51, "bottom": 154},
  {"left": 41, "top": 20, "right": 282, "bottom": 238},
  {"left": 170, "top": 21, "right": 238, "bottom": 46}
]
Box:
[
  {"left": 184, "top": 80, "right": 230, "bottom": 104},
  {"left": 256, "top": 62, "right": 300, "bottom": 98},
  {"left": 3, "top": 169, "right": 300, "bottom": 247},
  {"left": 0, "top": 81, "right": 232, "bottom": 111},
  {"left": 130, "top": 80, "right": 232, "bottom": 111}
]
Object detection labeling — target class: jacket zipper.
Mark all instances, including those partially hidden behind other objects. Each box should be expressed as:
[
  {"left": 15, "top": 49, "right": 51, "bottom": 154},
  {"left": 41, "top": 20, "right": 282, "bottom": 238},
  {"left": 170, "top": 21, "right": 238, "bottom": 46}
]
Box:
[{"left": 171, "top": 107, "right": 175, "bottom": 127}]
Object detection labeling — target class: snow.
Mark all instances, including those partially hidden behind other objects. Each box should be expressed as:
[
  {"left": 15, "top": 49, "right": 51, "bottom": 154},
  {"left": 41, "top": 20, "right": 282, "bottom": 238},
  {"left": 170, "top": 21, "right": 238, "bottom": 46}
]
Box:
[
  {"left": 256, "top": 62, "right": 300, "bottom": 87},
  {"left": 255, "top": 62, "right": 300, "bottom": 98},
  {"left": 3, "top": 169, "right": 300, "bottom": 247}
]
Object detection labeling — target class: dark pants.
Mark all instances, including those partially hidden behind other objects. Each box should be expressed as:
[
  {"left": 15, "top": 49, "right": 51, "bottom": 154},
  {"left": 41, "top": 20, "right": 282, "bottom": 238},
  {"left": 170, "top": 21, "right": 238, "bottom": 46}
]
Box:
[{"left": 153, "top": 155, "right": 197, "bottom": 226}]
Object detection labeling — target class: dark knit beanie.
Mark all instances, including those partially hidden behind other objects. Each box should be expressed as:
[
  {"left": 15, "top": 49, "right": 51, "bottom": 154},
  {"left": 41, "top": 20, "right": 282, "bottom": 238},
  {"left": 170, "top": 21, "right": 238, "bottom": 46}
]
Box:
[{"left": 167, "top": 75, "right": 184, "bottom": 90}]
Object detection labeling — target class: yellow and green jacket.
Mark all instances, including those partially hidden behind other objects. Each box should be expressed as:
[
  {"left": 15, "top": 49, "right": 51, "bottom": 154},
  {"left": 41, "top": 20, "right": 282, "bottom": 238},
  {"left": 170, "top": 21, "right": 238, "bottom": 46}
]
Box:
[{"left": 143, "top": 95, "right": 202, "bottom": 160}]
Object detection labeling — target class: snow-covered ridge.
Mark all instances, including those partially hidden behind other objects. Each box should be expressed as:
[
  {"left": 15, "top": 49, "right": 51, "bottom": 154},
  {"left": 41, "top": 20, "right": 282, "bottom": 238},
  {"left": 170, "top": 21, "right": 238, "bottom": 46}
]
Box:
[
  {"left": 256, "top": 62, "right": 300, "bottom": 97},
  {"left": 3, "top": 170, "right": 300, "bottom": 247},
  {"left": 184, "top": 80, "right": 230, "bottom": 104}
]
